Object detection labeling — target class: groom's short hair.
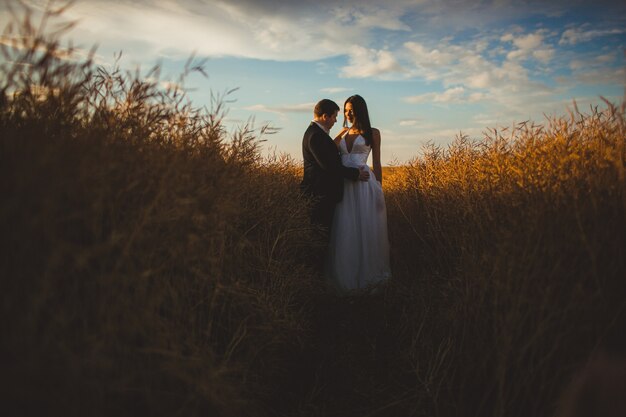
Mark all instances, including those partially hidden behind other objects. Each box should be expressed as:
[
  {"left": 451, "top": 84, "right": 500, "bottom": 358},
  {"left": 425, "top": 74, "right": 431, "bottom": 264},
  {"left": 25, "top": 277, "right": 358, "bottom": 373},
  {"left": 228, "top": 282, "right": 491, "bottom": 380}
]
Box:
[{"left": 314, "top": 99, "right": 339, "bottom": 117}]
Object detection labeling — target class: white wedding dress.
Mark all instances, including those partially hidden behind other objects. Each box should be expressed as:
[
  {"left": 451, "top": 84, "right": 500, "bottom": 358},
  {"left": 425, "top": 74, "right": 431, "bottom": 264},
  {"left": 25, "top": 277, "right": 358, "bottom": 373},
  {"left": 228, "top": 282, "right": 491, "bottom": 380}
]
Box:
[{"left": 326, "top": 133, "right": 392, "bottom": 292}]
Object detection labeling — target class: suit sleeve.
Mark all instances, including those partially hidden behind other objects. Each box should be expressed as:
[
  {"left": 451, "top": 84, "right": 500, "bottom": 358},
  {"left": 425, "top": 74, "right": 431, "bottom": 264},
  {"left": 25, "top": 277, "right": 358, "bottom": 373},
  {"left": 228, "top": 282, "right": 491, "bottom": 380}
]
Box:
[{"left": 309, "top": 132, "right": 360, "bottom": 181}]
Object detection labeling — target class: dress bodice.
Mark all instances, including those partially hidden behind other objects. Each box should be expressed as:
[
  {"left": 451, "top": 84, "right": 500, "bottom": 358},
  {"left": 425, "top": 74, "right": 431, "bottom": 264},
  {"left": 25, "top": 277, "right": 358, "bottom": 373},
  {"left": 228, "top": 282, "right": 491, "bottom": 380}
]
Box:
[{"left": 339, "top": 135, "right": 371, "bottom": 168}]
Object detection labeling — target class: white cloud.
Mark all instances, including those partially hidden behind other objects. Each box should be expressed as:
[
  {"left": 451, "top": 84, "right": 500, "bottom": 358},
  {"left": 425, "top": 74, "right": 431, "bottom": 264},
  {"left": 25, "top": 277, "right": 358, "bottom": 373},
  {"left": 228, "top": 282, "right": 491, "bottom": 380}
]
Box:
[
  {"left": 501, "top": 31, "right": 553, "bottom": 63},
  {"left": 404, "top": 38, "right": 533, "bottom": 94},
  {"left": 513, "top": 33, "right": 543, "bottom": 50},
  {"left": 340, "top": 46, "right": 405, "bottom": 78},
  {"left": 572, "top": 66, "right": 626, "bottom": 86},
  {"left": 565, "top": 49, "right": 626, "bottom": 86},
  {"left": 404, "top": 36, "right": 549, "bottom": 96},
  {"left": 597, "top": 53, "right": 617, "bottom": 63},
  {"left": 333, "top": 4, "right": 411, "bottom": 32},
  {"left": 404, "top": 86, "right": 486, "bottom": 104},
  {"left": 18, "top": 0, "right": 363, "bottom": 62},
  {"left": 559, "top": 27, "right": 626, "bottom": 45},
  {"left": 243, "top": 102, "right": 315, "bottom": 114},
  {"left": 321, "top": 87, "right": 351, "bottom": 94},
  {"left": 532, "top": 49, "right": 555, "bottom": 63},
  {"left": 569, "top": 59, "right": 585, "bottom": 71},
  {"left": 473, "top": 113, "right": 500, "bottom": 126},
  {"left": 21, "top": 0, "right": 451, "bottom": 66},
  {"left": 467, "top": 72, "right": 492, "bottom": 89},
  {"left": 404, "top": 41, "right": 456, "bottom": 69},
  {"left": 469, "top": 92, "right": 488, "bottom": 102},
  {"left": 58, "top": 1, "right": 266, "bottom": 60},
  {"left": 400, "top": 30, "right": 578, "bottom": 126}
]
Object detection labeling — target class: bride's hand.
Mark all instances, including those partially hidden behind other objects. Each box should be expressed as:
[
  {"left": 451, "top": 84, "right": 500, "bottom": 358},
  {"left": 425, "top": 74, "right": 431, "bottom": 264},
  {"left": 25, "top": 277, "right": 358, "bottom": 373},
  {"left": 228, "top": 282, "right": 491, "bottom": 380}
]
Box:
[{"left": 334, "top": 127, "right": 349, "bottom": 143}]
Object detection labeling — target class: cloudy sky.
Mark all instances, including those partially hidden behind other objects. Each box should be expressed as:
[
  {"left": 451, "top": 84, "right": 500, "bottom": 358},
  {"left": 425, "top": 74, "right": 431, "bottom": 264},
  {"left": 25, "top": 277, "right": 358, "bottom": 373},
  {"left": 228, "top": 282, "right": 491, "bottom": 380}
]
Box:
[{"left": 1, "top": 0, "right": 625, "bottom": 164}]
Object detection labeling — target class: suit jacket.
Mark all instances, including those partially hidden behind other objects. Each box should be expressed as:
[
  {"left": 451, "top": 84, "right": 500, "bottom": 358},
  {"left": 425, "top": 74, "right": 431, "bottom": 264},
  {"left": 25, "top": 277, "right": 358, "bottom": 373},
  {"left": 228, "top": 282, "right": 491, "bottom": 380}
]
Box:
[{"left": 300, "top": 122, "right": 360, "bottom": 203}]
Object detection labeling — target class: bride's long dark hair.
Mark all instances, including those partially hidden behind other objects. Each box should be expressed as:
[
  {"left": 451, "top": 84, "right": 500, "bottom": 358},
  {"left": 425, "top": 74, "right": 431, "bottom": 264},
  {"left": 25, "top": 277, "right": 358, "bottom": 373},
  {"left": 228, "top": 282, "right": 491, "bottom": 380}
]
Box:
[{"left": 343, "top": 95, "right": 372, "bottom": 146}]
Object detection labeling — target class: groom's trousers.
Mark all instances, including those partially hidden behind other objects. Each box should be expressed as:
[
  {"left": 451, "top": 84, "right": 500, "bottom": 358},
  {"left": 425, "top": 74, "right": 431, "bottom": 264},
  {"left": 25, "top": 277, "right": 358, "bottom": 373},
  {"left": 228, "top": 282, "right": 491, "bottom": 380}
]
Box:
[{"left": 310, "top": 197, "right": 335, "bottom": 242}]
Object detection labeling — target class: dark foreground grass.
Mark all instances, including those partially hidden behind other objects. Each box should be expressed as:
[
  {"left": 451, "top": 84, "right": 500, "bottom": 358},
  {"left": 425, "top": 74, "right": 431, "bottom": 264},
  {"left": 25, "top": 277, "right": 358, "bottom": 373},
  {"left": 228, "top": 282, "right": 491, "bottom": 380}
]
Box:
[
  {"left": 1, "top": 6, "right": 321, "bottom": 416},
  {"left": 2, "top": 5, "right": 625, "bottom": 417}
]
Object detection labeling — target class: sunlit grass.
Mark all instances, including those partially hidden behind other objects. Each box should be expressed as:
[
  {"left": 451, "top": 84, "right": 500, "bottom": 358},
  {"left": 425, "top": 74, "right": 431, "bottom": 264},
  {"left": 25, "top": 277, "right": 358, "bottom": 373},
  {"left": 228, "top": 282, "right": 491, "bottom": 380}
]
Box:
[{"left": 382, "top": 104, "right": 625, "bottom": 416}]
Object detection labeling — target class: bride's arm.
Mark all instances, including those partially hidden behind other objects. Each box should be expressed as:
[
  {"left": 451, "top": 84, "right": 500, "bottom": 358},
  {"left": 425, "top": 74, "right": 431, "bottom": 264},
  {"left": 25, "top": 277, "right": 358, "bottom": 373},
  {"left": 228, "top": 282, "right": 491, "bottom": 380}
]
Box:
[
  {"left": 334, "top": 127, "right": 348, "bottom": 146},
  {"left": 371, "top": 128, "right": 383, "bottom": 184}
]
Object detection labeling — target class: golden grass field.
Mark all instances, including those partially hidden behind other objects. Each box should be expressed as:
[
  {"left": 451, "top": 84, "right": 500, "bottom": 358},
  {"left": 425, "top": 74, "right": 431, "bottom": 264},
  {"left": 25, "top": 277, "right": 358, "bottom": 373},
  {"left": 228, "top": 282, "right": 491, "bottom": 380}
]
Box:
[{"left": 1, "top": 6, "right": 625, "bottom": 417}]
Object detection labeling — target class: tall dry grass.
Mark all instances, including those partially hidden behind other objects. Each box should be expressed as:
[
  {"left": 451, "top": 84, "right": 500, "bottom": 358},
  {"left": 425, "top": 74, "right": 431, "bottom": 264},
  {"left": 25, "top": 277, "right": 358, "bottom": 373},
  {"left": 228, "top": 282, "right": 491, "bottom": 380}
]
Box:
[
  {"left": 382, "top": 104, "right": 626, "bottom": 416},
  {"left": 1, "top": 5, "right": 320, "bottom": 416}
]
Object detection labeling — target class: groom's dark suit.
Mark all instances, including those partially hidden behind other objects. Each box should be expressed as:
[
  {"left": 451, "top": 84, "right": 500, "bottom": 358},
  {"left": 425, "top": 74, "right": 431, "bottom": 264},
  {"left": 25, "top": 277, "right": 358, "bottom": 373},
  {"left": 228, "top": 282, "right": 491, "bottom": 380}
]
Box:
[{"left": 301, "top": 122, "right": 360, "bottom": 239}]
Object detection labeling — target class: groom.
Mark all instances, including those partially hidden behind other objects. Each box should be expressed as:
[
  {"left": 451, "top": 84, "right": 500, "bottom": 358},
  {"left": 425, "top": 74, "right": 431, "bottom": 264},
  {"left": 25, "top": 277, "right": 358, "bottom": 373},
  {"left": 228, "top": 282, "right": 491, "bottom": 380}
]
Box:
[{"left": 301, "top": 99, "right": 369, "bottom": 251}]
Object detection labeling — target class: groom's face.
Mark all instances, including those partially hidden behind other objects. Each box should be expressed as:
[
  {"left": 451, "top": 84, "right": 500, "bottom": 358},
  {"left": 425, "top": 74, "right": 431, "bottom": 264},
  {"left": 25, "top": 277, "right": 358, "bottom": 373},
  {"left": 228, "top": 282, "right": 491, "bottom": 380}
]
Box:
[{"left": 321, "top": 111, "right": 338, "bottom": 131}]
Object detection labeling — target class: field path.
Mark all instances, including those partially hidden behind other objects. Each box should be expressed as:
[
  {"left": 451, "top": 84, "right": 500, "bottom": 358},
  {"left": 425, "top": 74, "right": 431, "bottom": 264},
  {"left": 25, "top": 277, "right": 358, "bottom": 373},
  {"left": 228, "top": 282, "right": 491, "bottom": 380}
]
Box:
[{"left": 281, "top": 291, "right": 414, "bottom": 417}]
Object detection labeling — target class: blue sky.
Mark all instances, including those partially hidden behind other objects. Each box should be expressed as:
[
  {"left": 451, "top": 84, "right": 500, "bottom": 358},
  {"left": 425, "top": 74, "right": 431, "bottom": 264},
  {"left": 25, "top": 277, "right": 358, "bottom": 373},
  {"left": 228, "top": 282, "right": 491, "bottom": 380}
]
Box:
[{"left": 1, "top": 0, "right": 625, "bottom": 165}]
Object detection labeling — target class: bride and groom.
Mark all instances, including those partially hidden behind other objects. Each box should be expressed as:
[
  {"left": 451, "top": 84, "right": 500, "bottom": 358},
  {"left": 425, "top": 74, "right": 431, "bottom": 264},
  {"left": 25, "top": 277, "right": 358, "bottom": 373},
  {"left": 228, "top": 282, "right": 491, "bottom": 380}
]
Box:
[{"left": 301, "top": 95, "right": 392, "bottom": 293}]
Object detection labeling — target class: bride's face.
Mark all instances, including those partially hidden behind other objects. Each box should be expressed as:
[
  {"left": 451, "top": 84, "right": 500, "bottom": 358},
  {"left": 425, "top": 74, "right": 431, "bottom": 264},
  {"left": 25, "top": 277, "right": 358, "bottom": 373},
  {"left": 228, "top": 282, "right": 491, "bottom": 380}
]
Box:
[{"left": 344, "top": 102, "right": 355, "bottom": 125}]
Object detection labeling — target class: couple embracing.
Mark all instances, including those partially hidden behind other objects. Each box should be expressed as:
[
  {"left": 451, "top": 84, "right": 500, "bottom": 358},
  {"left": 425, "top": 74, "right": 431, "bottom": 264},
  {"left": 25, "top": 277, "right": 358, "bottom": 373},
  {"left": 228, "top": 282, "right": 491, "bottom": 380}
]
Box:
[{"left": 301, "top": 95, "right": 392, "bottom": 293}]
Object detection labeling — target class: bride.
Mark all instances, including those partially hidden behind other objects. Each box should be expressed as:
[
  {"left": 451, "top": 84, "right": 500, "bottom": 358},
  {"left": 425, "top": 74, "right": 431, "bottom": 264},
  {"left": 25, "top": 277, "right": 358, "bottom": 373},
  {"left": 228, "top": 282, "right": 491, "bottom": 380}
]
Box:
[{"left": 326, "top": 94, "right": 392, "bottom": 292}]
